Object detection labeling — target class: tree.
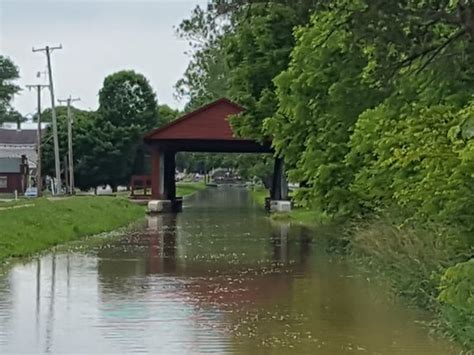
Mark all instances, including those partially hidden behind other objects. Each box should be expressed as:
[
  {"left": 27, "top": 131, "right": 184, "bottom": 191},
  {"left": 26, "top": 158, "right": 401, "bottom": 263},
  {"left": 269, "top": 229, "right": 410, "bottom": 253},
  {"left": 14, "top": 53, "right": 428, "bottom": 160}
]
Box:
[
  {"left": 42, "top": 106, "right": 98, "bottom": 190},
  {"left": 2, "top": 110, "right": 25, "bottom": 125},
  {"left": 97, "top": 70, "right": 159, "bottom": 190},
  {"left": 98, "top": 70, "right": 157, "bottom": 130},
  {"left": 0, "top": 56, "right": 20, "bottom": 124},
  {"left": 156, "top": 104, "right": 180, "bottom": 127},
  {"left": 175, "top": 5, "right": 231, "bottom": 111},
  {"left": 42, "top": 71, "right": 161, "bottom": 192},
  {"left": 175, "top": 2, "right": 309, "bottom": 182}
]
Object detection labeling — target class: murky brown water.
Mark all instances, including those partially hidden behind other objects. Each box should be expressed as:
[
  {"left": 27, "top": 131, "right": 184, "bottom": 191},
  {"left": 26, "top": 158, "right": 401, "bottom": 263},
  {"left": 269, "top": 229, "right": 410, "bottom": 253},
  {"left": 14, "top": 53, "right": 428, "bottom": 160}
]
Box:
[{"left": 0, "top": 187, "right": 459, "bottom": 354}]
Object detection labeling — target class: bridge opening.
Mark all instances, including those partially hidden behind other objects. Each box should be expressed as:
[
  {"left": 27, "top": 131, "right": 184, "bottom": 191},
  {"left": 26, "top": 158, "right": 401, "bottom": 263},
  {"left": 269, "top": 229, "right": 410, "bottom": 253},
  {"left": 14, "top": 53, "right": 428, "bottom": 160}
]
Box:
[{"left": 142, "top": 98, "right": 288, "bottom": 211}]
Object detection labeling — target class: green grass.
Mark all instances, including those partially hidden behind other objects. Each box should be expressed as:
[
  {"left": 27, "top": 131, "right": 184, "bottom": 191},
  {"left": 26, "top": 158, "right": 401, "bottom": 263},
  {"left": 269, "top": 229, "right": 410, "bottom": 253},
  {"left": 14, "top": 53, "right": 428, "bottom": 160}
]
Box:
[
  {"left": 0, "top": 196, "right": 144, "bottom": 262},
  {"left": 176, "top": 181, "right": 206, "bottom": 197},
  {"left": 118, "top": 182, "right": 206, "bottom": 198},
  {"left": 271, "top": 208, "right": 330, "bottom": 225},
  {"left": 250, "top": 187, "right": 330, "bottom": 225},
  {"left": 250, "top": 188, "right": 268, "bottom": 206}
]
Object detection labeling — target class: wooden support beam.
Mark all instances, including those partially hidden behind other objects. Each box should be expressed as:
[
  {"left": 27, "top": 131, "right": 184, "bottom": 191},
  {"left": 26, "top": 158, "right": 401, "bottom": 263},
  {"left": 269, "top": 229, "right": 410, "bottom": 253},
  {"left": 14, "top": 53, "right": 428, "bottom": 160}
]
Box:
[
  {"left": 167, "top": 151, "right": 176, "bottom": 200},
  {"left": 162, "top": 151, "right": 176, "bottom": 200},
  {"left": 151, "top": 149, "right": 161, "bottom": 199}
]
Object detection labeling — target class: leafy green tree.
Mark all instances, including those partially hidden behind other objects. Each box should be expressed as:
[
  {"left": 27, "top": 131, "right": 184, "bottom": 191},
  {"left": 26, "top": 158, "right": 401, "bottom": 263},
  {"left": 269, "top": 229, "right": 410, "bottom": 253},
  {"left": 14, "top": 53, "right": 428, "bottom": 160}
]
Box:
[
  {"left": 267, "top": 2, "right": 386, "bottom": 215},
  {"left": 267, "top": 0, "right": 474, "bottom": 218},
  {"left": 0, "top": 56, "right": 20, "bottom": 124},
  {"left": 176, "top": 2, "right": 311, "bottom": 181},
  {"left": 97, "top": 70, "right": 159, "bottom": 189},
  {"left": 156, "top": 104, "right": 180, "bottom": 126},
  {"left": 224, "top": 4, "right": 301, "bottom": 140},
  {"left": 42, "top": 106, "right": 98, "bottom": 189},
  {"left": 175, "top": 5, "right": 230, "bottom": 111},
  {"left": 43, "top": 71, "right": 160, "bottom": 192},
  {"left": 98, "top": 70, "right": 158, "bottom": 130}
]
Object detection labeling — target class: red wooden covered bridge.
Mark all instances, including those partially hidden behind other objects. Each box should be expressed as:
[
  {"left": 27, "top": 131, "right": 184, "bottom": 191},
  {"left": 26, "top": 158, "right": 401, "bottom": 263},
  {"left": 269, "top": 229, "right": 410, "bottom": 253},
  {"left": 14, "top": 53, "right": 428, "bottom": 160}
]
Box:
[{"left": 141, "top": 98, "right": 287, "bottom": 209}]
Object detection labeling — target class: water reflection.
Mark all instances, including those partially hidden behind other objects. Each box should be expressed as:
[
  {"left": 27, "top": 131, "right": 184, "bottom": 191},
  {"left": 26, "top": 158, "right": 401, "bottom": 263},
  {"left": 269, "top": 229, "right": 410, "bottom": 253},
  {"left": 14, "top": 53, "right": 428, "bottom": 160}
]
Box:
[
  {"left": 0, "top": 187, "right": 460, "bottom": 354},
  {"left": 45, "top": 255, "right": 56, "bottom": 353}
]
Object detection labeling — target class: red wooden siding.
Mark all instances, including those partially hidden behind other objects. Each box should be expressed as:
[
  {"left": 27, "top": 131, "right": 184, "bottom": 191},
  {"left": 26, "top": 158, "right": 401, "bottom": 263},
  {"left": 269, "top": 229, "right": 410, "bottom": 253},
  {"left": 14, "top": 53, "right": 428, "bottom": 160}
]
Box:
[
  {"left": 145, "top": 98, "right": 245, "bottom": 141},
  {"left": 0, "top": 173, "right": 26, "bottom": 193}
]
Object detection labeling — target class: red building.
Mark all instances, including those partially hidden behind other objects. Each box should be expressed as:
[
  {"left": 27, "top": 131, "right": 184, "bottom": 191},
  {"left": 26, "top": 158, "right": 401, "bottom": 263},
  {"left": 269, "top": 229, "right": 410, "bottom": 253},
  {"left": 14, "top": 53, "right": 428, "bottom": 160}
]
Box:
[{"left": 0, "top": 156, "right": 29, "bottom": 194}]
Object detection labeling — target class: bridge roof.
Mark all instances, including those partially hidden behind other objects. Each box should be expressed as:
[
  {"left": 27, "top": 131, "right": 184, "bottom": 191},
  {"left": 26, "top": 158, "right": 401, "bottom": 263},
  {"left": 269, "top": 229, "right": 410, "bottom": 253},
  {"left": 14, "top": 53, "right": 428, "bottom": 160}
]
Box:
[
  {"left": 144, "top": 98, "right": 272, "bottom": 153},
  {"left": 144, "top": 98, "right": 245, "bottom": 141}
]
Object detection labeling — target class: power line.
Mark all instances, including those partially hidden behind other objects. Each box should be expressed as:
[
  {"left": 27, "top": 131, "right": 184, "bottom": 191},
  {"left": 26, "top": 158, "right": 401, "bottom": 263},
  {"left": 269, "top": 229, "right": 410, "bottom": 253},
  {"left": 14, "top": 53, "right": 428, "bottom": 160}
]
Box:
[
  {"left": 58, "top": 96, "right": 80, "bottom": 195},
  {"left": 33, "top": 44, "right": 63, "bottom": 195},
  {"left": 26, "top": 84, "right": 49, "bottom": 198}
]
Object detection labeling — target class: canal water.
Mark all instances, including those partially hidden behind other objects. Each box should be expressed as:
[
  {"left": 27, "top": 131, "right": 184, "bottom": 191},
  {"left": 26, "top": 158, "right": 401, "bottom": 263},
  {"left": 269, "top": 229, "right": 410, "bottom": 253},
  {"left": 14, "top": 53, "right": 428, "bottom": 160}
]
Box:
[{"left": 0, "top": 187, "right": 459, "bottom": 354}]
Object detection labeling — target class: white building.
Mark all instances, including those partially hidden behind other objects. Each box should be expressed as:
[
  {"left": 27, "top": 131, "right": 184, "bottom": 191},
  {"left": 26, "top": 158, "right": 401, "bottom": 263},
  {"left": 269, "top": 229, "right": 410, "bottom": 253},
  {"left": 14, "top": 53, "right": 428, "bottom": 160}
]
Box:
[{"left": 0, "top": 121, "right": 49, "bottom": 174}]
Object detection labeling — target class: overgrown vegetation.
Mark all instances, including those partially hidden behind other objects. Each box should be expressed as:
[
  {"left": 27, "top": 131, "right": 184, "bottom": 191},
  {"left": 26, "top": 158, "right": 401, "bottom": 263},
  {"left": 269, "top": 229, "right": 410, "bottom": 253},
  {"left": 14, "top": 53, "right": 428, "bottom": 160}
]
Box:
[
  {"left": 178, "top": 0, "right": 474, "bottom": 348},
  {"left": 0, "top": 197, "right": 144, "bottom": 262},
  {"left": 438, "top": 258, "right": 474, "bottom": 348}
]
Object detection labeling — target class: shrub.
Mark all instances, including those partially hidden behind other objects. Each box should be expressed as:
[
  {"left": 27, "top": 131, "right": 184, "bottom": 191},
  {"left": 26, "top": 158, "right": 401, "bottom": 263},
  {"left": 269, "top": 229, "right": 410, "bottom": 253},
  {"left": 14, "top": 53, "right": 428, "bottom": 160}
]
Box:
[{"left": 438, "top": 259, "right": 474, "bottom": 349}]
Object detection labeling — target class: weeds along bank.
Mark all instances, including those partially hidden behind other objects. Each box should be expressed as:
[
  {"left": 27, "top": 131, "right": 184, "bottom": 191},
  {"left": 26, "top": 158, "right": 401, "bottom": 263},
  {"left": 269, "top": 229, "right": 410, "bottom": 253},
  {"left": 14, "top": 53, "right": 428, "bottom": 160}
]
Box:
[
  {"left": 0, "top": 197, "right": 144, "bottom": 262},
  {"left": 349, "top": 219, "right": 473, "bottom": 349}
]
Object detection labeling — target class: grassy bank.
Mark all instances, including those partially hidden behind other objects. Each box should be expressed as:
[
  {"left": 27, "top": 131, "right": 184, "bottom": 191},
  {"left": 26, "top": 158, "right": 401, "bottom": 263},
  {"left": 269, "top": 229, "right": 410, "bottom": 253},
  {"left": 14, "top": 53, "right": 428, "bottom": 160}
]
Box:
[
  {"left": 177, "top": 181, "right": 206, "bottom": 197},
  {"left": 250, "top": 188, "right": 267, "bottom": 206},
  {"left": 350, "top": 220, "right": 473, "bottom": 349},
  {"left": 0, "top": 197, "right": 144, "bottom": 262},
  {"left": 250, "top": 188, "right": 330, "bottom": 225}
]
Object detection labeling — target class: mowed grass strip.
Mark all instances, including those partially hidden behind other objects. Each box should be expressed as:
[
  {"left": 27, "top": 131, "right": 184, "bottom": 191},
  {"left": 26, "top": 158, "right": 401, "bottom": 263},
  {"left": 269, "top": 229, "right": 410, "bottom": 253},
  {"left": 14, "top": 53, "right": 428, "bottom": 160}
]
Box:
[
  {"left": 176, "top": 182, "right": 206, "bottom": 197},
  {"left": 0, "top": 197, "right": 144, "bottom": 261}
]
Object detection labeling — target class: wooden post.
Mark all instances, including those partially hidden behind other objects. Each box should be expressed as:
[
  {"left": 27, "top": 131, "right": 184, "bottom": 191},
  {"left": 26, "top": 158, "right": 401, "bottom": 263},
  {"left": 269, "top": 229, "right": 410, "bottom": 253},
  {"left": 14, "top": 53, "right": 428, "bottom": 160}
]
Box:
[
  {"left": 64, "top": 155, "right": 69, "bottom": 194},
  {"left": 162, "top": 151, "right": 176, "bottom": 200},
  {"left": 151, "top": 148, "right": 161, "bottom": 199},
  {"left": 168, "top": 152, "right": 176, "bottom": 201}
]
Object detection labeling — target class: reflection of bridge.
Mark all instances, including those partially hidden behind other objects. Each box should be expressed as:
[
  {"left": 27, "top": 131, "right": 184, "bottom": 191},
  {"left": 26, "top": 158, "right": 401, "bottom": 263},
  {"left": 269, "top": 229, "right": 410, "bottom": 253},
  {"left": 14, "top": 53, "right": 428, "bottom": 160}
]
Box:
[
  {"left": 143, "top": 98, "right": 288, "bottom": 211},
  {"left": 97, "top": 214, "right": 312, "bottom": 309}
]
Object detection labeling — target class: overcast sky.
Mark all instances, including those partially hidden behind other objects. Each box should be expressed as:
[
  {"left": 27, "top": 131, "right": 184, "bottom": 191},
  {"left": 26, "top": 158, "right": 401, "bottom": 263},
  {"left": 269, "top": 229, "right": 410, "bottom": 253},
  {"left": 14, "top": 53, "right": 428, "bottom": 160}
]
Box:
[{"left": 0, "top": 0, "right": 207, "bottom": 116}]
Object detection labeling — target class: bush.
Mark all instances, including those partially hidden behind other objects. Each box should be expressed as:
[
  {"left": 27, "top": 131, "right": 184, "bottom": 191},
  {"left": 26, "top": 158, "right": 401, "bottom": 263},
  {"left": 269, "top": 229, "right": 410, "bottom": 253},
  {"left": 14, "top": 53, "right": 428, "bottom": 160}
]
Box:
[{"left": 438, "top": 259, "right": 474, "bottom": 349}]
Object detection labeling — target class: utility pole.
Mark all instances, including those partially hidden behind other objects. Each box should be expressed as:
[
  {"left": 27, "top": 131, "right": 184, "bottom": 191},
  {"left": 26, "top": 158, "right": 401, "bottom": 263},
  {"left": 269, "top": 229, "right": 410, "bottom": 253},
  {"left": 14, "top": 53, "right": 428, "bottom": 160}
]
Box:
[
  {"left": 26, "top": 84, "right": 49, "bottom": 197},
  {"left": 33, "top": 44, "right": 62, "bottom": 195},
  {"left": 58, "top": 96, "right": 80, "bottom": 195}
]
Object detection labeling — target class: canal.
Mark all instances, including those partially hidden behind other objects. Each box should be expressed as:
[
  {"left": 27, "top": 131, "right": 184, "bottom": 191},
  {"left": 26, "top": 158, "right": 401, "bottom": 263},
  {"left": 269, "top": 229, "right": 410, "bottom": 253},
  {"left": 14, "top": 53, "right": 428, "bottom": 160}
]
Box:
[{"left": 0, "top": 187, "right": 458, "bottom": 353}]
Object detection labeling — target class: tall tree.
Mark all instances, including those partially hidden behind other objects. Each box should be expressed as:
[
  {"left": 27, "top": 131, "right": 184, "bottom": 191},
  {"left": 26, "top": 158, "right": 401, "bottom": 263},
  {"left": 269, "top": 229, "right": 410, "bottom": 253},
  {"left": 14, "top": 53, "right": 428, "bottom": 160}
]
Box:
[
  {"left": 42, "top": 71, "right": 160, "bottom": 192},
  {"left": 175, "top": 5, "right": 230, "bottom": 111},
  {"left": 0, "top": 56, "right": 20, "bottom": 124},
  {"left": 97, "top": 70, "right": 159, "bottom": 190},
  {"left": 98, "top": 70, "right": 157, "bottom": 130},
  {"left": 42, "top": 106, "right": 99, "bottom": 190}
]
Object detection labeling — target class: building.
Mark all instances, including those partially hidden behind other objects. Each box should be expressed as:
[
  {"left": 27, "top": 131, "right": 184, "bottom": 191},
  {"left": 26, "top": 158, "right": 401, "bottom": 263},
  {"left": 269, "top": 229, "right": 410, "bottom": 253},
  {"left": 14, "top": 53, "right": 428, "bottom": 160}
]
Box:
[
  {"left": 0, "top": 156, "right": 29, "bottom": 194},
  {"left": 0, "top": 122, "right": 48, "bottom": 180}
]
